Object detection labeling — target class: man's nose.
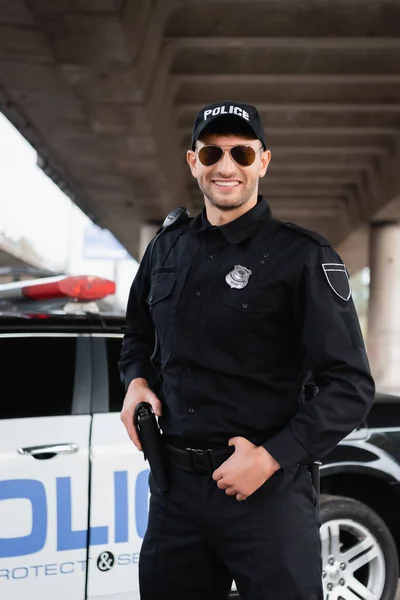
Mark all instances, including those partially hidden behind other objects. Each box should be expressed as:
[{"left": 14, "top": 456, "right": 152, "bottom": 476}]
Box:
[{"left": 216, "top": 150, "right": 237, "bottom": 176}]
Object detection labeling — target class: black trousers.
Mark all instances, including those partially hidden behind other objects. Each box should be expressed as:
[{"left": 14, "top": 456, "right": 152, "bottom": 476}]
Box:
[{"left": 139, "top": 462, "right": 323, "bottom": 600}]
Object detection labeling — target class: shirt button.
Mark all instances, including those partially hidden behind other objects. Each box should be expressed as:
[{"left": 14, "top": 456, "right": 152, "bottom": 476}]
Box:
[
  {"left": 186, "top": 367, "right": 192, "bottom": 374},
  {"left": 149, "top": 296, "right": 153, "bottom": 301},
  {"left": 263, "top": 253, "right": 268, "bottom": 258},
  {"left": 185, "top": 332, "right": 192, "bottom": 338},
  {"left": 208, "top": 255, "right": 214, "bottom": 259},
  {"left": 195, "top": 290, "right": 201, "bottom": 296},
  {"left": 260, "top": 260, "right": 265, "bottom": 264},
  {"left": 242, "top": 303, "right": 248, "bottom": 309},
  {"left": 188, "top": 408, "right": 195, "bottom": 414}
]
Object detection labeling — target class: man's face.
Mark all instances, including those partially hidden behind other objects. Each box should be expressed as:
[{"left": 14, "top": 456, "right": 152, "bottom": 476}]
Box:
[{"left": 186, "top": 133, "right": 271, "bottom": 212}]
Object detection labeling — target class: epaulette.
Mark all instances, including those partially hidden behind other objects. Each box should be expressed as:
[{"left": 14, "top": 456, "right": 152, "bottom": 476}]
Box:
[
  {"left": 150, "top": 207, "right": 192, "bottom": 267},
  {"left": 280, "top": 221, "right": 331, "bottom": 247}
]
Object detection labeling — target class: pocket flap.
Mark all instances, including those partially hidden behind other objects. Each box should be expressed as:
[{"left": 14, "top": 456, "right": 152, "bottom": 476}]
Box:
[{"left": 146, "top": 275, "right": 175, "bottom": 306}]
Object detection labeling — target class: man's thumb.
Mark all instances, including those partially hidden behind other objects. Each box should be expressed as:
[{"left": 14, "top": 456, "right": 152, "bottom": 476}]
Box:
[
  {"left": 228, "top": 436, "right": 240, "bottom": 448},
  {"left": 148, "top": 394, "right": 162, "bottom": 417}
]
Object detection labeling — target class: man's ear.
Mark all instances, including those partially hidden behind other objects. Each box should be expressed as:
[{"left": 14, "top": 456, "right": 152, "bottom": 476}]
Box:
[
  {"left": 186, "top": 149, "right": 198, "bottom": 178},
  {"left": 259, "top": 150, "right": 272, "bottom": 178}
]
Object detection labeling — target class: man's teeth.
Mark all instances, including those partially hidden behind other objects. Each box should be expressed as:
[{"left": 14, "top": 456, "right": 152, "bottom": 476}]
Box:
[{"left": 214, "top": 181, "right": 240, "bottom": 187}]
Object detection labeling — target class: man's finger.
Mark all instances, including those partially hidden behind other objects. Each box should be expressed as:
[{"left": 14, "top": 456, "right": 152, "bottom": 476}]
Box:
[
  {"left": 126, "top": 422, "right": 142, "bottom": 451},
  {"left": 236, "top": 493, "right": 247, "bottom": 502},
  {"left": 130, "top": 431, "right": 143, "bottom": 452},
  {"left": 120, "top": 409, "right": 142, "bottom": 451},
  {"left": 225, "top": 487, "right": 237, "bottom": 496},
  {"left": 212, "top": 468, "right": 223, "bottom": 481},
  {"left": 217, "top": 479, "right": 229, "bottom": 490}
]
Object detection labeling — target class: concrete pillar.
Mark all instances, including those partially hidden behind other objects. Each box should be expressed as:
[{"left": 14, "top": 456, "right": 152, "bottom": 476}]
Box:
[
  {"left": 367, "top": 222, "right": 400, "bottom": 394},
  {"left": 139, "top": 224, "right": 159, "bottom": 261}
]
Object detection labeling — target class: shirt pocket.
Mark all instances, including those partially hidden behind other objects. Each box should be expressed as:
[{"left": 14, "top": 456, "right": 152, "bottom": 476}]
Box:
[
  {"left": 146, "top": 272, "right": 176, "bottom": 363},
  {"left": 220, "top": 287, "right": 284, "bottom": 371}
]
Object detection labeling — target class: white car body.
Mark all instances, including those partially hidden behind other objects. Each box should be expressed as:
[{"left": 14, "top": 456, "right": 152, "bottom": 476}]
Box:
[{"left": 0, "top": 330, "right": 148, "bottom": 600}]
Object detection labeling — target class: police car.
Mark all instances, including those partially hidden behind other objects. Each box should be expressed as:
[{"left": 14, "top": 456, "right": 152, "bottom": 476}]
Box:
[{"left": 0, "top": 275, "right": 399, "bottom": 600}]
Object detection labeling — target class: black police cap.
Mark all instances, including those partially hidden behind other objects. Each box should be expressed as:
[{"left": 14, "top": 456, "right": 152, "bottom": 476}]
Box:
[{"left": 191, "top": 101, "right": 267, "bottom": 150}]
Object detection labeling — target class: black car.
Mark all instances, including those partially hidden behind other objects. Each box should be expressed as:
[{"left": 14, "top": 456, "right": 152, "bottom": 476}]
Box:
[
  {"left": 318, "top": 393, "right": 400, "bottom": 600},
  {"left": 0, "top": 275, "right": 399, "bottom": 600}
]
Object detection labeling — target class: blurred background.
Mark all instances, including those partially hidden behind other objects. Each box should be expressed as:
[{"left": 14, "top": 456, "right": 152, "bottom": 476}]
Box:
[{"left": 0, "top": 0, "right": 399, "bottom": 392}]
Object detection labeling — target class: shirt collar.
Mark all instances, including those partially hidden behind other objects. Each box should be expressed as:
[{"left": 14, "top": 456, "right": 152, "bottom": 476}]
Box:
[{"left": 188, "top": 195, "right": 272, "bottom": 244}]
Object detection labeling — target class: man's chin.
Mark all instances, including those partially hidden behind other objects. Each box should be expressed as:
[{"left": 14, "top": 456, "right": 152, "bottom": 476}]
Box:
[
  {"left": 205, "top": 191, "right": 246, "bottom": 211},
  {"left": 210, "top": 201, "right": 240, "bottom": 212}
]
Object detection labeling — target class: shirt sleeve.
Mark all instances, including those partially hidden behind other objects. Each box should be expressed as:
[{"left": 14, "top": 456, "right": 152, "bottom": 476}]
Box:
[
  {"left": 118, "top": 242, "right": 157, "bottom": 392},
  {"left": 262, "top": 245, "right": 375, "bottom": 470}
]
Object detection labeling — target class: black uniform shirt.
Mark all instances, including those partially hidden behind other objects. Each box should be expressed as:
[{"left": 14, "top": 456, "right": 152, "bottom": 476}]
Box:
[{"left": 119, "top": 196, "right": 375, "bottom": 469}]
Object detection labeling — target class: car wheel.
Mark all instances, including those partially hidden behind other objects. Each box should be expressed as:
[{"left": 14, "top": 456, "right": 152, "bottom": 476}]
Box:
[{"left": 320, "top": 494, "right": 399, "bottom": 600}]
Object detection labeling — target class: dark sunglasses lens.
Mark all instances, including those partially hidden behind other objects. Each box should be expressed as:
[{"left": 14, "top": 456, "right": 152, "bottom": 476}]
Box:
[
  {"left": 230, "top": 146, "right": 256, "bottom": 166},
  {"left": 198, "top": 146, "right": 223, "bottom": 166}
]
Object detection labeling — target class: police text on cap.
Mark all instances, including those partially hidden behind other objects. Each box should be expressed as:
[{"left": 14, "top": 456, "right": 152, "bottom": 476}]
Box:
[{"left": 203, "top": 105, "right": 250, "bottom": 121}]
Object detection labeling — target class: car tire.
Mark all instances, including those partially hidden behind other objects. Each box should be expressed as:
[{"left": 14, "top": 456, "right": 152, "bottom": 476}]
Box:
[{"left": 320, "top": 494, "right": 399, "bottom": 600}]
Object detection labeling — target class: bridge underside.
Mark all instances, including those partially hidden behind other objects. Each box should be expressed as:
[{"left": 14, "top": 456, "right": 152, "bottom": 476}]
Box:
[{"left": 1, "top": 0, "right": 400, "bottom": 267}]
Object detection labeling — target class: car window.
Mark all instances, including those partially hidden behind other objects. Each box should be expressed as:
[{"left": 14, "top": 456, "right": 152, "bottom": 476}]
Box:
[
  {"left": 0, "top": 335, "right": 77, "bottom": 419},
  {"left": 106, "top": 336, "right": 125, "bottom": 412}
]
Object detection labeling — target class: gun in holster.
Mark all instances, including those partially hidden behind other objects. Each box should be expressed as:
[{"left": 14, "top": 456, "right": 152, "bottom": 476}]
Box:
[
  {"left": 303, "top": 384, "right": 322, "bottom": 505},
  {"left": 134, "top": 402, "right": 169, "bottom": 494}
]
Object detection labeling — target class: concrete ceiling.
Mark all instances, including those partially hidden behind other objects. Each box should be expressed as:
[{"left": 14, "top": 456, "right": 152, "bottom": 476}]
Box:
[
  {"left": 1, "top": 0, "right": 400, "bottom": 266},
  {"left": 0, "top": 234, "right": 53, "bottom": 272}
]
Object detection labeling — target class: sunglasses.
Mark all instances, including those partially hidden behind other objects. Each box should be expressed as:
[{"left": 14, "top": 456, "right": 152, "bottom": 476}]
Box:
[{"left": 197, "top": 144, "right": 264, "bottom": 167}]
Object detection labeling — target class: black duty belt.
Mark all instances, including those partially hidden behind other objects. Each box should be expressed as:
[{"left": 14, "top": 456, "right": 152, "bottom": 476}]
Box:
[{"left": 166, "top": 444, "right": 234, "bottom": 475}]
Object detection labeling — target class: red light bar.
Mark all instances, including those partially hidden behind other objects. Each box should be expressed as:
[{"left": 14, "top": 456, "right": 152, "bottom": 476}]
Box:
[
  {"left": 23, "top": 276, "right": 115, "bottom": 301},
  {"left": 20, "top": 276, "right": 115, "bottom": 302}
]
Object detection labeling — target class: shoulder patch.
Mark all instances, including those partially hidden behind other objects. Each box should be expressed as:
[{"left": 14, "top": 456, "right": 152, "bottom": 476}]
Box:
[
  {"left": 322, "top": 263, "right": 351, "bottom": 301},
  {"left": 280, "top": 221, "right": 331, "bottom": 247}
]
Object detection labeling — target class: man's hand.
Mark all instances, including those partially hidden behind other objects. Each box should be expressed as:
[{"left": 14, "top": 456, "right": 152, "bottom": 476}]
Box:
[
  {"left": 212, "top": 437, "right": 281, "bottom": 501},
  {"left": 120, "top": 378, "right": 162, "bottom": 451}
]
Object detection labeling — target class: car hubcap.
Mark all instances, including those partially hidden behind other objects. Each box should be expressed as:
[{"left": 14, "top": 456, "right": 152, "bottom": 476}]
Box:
[{"left": 320, "top": 518, "right": 385, "bottom": 599}]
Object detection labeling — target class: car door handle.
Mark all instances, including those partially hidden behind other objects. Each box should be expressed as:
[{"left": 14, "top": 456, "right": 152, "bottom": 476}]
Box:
[{"left": 17, "top": 443, "right": 79, "bottom": 458}]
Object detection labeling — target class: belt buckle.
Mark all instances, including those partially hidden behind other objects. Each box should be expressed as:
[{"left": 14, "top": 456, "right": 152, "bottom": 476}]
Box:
[{"left": 186, "top": 447, "right": 212, "bottom": 474}]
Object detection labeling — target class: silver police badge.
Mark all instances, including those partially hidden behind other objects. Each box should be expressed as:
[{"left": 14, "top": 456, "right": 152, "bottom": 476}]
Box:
[{"left": 225, "top": 265, "right": 252, "bottom": 289}]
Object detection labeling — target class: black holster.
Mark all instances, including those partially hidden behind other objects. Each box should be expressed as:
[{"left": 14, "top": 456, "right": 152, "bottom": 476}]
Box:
[
  {"left": 303, "top": 384, "right": 321, "bottom": 505},
  {"left": 134, "top": 402, "right": 169, "bottom": 493}
]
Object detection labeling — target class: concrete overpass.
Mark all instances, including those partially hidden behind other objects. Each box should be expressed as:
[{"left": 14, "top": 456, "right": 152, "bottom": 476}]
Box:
[
  {"left": 0, "top": 0, "right": 400, "bottom": 390},
  {"left": 0, "top": 233, "right": 54, "bottom": 282}
]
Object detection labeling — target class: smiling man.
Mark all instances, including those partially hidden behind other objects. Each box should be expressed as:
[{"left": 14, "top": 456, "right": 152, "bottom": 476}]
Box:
[
  {"left": 188, "top": 103, "right": 270, "bottom": 221},
  {"left": 119, "top": 101, "right": 375, "bottom": 600}
]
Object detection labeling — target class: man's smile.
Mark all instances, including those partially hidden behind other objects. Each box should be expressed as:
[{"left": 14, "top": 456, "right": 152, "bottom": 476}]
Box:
[{"left": 212, "top": 180, "right": 241, "bottom": 188}]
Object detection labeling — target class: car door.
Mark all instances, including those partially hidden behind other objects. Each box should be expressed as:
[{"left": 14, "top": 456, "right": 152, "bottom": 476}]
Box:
[
  {"left": 87, "top": 334, "right": 148, "bottom": 600},
  {"left": 0, "top": 333, "right": 92, "bottom": 600}
]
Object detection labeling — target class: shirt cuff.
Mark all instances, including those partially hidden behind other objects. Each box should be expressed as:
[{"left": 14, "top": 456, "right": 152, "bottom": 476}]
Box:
[
  {"left": 122, "top": 361, "right": 156, "bottom": 392},
  {"left": 262, "top": 427, "right": 310, "bottom": 471}
]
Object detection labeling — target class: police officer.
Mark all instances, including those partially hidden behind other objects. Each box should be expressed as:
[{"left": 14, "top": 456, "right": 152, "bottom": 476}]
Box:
[{"left": 119, "top": 101, "right": 375, "bottom": 600}]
